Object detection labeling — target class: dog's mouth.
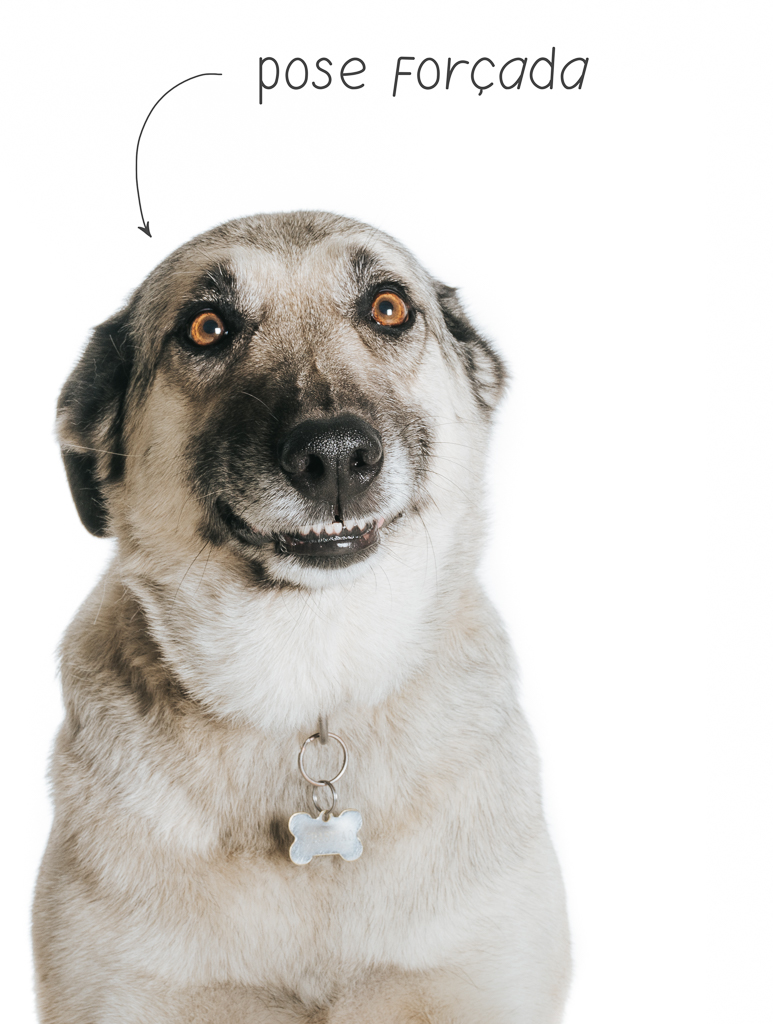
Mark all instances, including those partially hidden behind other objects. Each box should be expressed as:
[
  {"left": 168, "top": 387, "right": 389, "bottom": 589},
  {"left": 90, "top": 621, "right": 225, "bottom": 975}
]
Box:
[
  {"left": 274, "top": 517, "right": 385, "bottom": 557},
  {"left": 217, "top": 500, "right": 385, "bottom": 558}
]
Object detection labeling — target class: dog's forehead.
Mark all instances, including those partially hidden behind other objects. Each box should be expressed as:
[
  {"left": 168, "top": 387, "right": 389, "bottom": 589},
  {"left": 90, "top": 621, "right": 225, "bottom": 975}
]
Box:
[
  {"left": 228, "top": 234, "right": 427, "bottom": 315},
  {"left": 139, "top": 214, "right": 433, "bottom": 331}
]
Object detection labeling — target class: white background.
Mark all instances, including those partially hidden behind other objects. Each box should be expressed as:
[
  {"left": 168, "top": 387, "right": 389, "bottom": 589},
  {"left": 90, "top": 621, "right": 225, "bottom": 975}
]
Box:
[{"left": 2, "top": 1, "right": 771, "bottom": 1021}]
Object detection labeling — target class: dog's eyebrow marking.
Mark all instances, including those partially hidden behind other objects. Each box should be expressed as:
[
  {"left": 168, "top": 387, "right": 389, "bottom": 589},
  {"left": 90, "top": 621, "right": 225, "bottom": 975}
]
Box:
[
  {"left": 347, "top": 247, "right": 406, "bottom": 293},
  {"left": 181, "top": 263, "right": 242, "bottom": 306}
]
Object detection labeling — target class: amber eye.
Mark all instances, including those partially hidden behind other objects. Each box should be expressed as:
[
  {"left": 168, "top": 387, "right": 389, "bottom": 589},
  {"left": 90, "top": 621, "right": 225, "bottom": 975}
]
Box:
[
  {"left": 371, "top": 291, "right": 409, "bottom": 327},
  {"left": 189, "top": 311, "right": 226, "bottom": 346}
]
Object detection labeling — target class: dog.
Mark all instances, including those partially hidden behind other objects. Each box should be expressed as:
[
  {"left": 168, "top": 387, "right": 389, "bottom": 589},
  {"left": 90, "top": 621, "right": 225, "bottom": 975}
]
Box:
[{"left": 33, "top": 211, "right": 571, "bottom": 1023}]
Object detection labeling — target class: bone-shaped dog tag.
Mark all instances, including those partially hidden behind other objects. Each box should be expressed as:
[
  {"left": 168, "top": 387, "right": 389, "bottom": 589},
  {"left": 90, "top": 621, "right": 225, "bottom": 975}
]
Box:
[{"left": 288, "top": 809, "right": 363, "bottom": 865}]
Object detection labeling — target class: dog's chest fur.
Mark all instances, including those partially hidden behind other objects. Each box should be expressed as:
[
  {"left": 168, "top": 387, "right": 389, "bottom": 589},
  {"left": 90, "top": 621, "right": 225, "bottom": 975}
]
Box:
[{"left": 51, "top": 575, "right": 544, "bottom": 996}]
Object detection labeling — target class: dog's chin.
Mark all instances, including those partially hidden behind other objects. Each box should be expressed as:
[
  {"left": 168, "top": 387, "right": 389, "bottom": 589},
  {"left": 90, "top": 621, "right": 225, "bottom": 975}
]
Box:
[
  {"left": 260, "top": 527, "right": 387, "bottom": 589},
  {"left": 217, "top": 501, "right": 389, "bottom": 586},
  {"left": 261, "top": 542, "right": 384, "bottom": 588}
]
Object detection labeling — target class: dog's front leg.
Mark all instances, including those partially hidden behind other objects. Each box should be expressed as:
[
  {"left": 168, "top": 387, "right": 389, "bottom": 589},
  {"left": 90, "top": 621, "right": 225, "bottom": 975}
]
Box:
[
  {"left": 326, "top": 967, "right": 565, "bottom": 1024},
  {"left": 37, "top": 979, "right": 327, "bottom": 1024}
]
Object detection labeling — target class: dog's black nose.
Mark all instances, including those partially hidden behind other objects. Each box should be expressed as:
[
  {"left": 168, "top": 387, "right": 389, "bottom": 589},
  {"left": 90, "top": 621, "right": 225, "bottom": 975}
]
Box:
[{"left": 278, "top": 415, "right": 383, "bottom": 508}]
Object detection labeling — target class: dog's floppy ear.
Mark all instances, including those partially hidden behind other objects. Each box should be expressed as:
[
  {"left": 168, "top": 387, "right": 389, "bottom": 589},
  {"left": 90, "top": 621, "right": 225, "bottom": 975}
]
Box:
[
  {"left": 57, "top": 308, "right": 134, "bottom": 537},
  {"left": 434, "top": 282, "right": 508, "bottom": 412}
]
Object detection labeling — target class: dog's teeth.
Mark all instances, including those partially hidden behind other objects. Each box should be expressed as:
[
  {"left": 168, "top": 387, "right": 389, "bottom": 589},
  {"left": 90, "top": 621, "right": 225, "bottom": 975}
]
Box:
[
  {"left": 312, "top": 523, "right": 325, "bottom": 535},
  {"left": 343, "top": 519, "right": 357, "bottom": 532},
  {"left": 299, "top": 526, "right": 311, "bottom": 536},
  {"left": 330, "top": 521, "right": 343, "bottom": 534},
  {"left": 357, "top": 518, "right": 368, "bottom": 531}
]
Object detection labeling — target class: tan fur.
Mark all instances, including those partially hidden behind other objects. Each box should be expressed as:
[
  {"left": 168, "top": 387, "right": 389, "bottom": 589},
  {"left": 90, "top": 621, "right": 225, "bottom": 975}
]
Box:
[{"left": 34, "top": 213, "right": 570, "bottom": 1022}]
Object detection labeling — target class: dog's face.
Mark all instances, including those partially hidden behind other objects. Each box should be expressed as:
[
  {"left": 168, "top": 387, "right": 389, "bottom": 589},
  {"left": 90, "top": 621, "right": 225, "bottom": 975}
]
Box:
[{"left": 58, "top": 213, "right": 506, "bottom": 595}]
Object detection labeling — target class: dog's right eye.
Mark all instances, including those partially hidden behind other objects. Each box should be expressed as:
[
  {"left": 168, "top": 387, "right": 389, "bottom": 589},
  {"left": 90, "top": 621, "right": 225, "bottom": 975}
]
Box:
[
  {"left": 189, "top": 311, "right": 227, "bottom": 346},
  {"left": 371, "top": 291, "right": 410, "bottom": 328}
]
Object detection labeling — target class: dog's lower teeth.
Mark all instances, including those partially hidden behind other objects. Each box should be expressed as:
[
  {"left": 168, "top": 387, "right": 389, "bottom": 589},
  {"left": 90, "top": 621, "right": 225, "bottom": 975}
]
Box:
[{"left": 278, "top": 518, "right": 382, "bottom": 544}]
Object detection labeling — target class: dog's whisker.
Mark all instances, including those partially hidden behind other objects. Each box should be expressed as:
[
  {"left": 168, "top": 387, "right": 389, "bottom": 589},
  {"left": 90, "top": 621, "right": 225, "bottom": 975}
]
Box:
[
  {"left": 191, "top": 541, "right": 214, "bottom": 599},
  {"left": 416, "top": 510, "right": 439, "bottom": 592},
  {"left": 176, "top": 492, "right": 196, "bottom": 531},
  {"left": 377, "top": 560, "right": 394, "bottom": 607},
  {"left": 430, "top": 439, "right": 485, "bottom": 453},
  {"left": 172, "top": 539, "right": 212, "bottom": 604},
  {"left": 92, "top": 574, "right": 109, "bottom": 625},
  {"left": 239, "top": 390, "right": 279, "bottom": 421},
  {"left": 426, "top": 453, "right": 466, "bottom": 469},
  {"left": 424, "top": 466, "right": 470, "bottom": 500},
  {"left": 63, "top": 443, "right": 133, "bottom": 458}
]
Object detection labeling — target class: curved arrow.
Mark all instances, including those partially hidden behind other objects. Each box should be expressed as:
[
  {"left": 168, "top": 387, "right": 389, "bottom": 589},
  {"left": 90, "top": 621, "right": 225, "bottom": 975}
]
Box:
[{"left": 135, "top": 72, "right": 223, "bottom": 237}]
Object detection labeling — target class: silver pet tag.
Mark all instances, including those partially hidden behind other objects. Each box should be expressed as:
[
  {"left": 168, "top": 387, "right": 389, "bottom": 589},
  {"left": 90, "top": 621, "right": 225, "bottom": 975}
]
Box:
[
  {"left": 289, "top": 731, "right": 363, "bottom": 865},
  {"left": 289, "top": 807, "right": 363, "bottom": 865}
]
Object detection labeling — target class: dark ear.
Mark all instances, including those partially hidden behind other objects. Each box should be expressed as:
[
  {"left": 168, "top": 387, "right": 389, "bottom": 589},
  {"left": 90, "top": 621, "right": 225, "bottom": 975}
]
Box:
[
  {"left": 433, "top": 282, "right": 508, "bottom": 412},
  {"left": 57, "top": 308, "right": 134, "bottom": 537}
]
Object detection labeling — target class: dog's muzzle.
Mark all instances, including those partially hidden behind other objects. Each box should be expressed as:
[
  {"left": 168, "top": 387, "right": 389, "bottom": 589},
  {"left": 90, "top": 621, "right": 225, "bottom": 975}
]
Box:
[{"left": 218, "top": 414, "right": 387, "bottom": 561}]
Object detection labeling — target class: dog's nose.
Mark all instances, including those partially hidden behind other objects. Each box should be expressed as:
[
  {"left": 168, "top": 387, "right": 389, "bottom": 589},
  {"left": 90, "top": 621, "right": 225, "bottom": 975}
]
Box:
[{"left": 278, "top": 415, "right": 383, "bottom": 508}]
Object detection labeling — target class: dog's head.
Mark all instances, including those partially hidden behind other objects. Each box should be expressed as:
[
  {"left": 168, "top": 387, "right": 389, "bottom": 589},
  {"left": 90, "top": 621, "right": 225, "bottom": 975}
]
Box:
[{"left": 58, "top": 212, "right": 506, "bottom": 595}]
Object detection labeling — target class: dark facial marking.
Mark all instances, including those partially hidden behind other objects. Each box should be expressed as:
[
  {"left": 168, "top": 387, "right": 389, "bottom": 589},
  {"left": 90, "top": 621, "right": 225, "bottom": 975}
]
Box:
[{"left": 57, "top": 308, "right": 135, "bottom": 535}]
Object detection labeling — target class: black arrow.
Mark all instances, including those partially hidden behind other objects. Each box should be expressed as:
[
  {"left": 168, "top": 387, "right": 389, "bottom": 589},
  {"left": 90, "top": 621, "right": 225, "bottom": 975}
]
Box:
[{"left": 135, "top": 72, "right": 223, "bottom": 237}]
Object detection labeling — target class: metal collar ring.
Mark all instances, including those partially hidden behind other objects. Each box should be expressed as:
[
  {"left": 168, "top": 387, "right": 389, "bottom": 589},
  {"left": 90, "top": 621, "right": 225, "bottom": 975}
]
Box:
[
  {"left": 298, "top": 732, "right": 349, "bottom": 786},
  {"left": 311, "top": 781, "right": 338, "bottom": 817}
]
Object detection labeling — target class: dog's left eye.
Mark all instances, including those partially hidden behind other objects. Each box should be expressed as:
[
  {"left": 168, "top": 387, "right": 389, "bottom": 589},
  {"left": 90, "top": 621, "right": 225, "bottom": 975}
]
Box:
[
  {"left": 371, "top": 291, "right": 410, "bottom": 327},
  {"left": 189, "top": 311, "right": 227, "bottom": 346}
]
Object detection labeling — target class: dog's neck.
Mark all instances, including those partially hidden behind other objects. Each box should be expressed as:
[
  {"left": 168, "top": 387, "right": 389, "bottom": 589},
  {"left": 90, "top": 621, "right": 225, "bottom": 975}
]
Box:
[{"left": 112, "top": 537, "right": 475, "bottom": 734}]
